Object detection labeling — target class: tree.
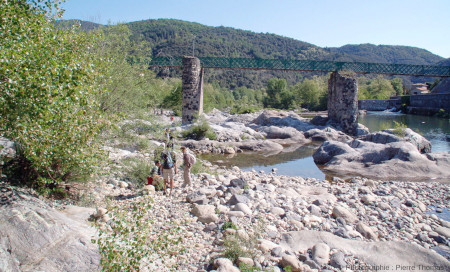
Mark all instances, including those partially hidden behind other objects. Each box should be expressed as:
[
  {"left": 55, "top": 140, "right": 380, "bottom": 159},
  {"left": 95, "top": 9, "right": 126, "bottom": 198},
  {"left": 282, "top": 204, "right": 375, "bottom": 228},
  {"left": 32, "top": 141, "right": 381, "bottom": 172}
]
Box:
[
  {"left": 0, "top": 0, "right": 108, "bottom": 185},
  {"left": 291, "top": 76, "right": 328, "bottom": 110},
  {"left": 391, "top": 78, "right": 403, "bottom": 96},
  {"left": 264, "top": 78, "right": 292, "bottom": 109},
  {"left": 358, "top": 76, "right": 395, "bottom": 99}
]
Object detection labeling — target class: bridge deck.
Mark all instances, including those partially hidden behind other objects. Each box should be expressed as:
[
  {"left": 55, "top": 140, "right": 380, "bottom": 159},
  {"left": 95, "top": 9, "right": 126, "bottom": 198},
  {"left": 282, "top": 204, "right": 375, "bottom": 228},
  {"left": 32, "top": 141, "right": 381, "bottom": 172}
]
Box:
[{"left": 149, "top": 56, "right": 450, "bottom": 77}]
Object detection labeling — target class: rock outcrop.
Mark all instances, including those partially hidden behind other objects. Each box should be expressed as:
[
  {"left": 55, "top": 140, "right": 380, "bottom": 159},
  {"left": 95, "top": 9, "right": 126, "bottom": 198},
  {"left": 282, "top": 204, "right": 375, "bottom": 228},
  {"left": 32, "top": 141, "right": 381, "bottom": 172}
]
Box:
[
  {"left": 0, "top": 183, "right": 100, "bottom": 272},
  {"left": 313, "top": 137, "right": 450, "bottom": 181}
]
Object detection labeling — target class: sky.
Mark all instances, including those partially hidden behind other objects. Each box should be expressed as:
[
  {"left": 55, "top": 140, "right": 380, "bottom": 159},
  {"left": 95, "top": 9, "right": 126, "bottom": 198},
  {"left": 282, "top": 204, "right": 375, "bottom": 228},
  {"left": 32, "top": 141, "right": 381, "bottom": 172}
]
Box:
[{"left": 62, "top": 0, "right": 450, "bottom": 59}]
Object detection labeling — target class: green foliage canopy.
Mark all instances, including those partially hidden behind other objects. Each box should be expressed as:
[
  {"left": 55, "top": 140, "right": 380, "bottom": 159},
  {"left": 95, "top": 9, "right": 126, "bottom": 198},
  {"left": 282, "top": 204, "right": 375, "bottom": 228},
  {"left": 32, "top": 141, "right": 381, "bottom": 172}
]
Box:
[{"left": 0, "top": 0, "right": 108, "bottom": 184}]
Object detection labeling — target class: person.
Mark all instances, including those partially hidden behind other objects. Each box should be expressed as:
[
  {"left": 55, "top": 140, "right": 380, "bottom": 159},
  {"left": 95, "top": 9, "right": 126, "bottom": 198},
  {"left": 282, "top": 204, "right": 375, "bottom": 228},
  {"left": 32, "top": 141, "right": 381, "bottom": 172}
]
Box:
[
  {"left": 160, "top": 148, "right": 177, "bottom": 196},
  {"left": 165, "top": 128, "right": 174, "bottom": 150},
  {"left": 181, "top": 146, "right": 196, "bottom": 189},
  {"left": 148, "top": 160, "right": 163, "bottom": 189}
]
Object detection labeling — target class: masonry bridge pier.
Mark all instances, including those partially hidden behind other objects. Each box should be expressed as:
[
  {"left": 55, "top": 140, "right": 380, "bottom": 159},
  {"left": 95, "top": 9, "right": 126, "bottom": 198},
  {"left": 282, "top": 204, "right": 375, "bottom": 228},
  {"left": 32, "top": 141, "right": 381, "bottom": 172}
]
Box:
[{"left": 149, "top": 56, "right": 450, "bottom": 136}]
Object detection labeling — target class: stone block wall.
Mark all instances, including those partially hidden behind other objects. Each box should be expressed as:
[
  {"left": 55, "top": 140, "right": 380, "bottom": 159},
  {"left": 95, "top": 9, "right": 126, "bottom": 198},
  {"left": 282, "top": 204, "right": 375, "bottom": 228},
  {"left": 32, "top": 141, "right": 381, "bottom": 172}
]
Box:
[
  {"left": 358, "top": 99, "right": 390, "bottom": 111},
  {"left": 410, "top": 93, "right": 450, "bottom": 111},
  {"left": 328, "top": 71, "right": 358, "bottom": 136},
  {"left": 182, "top": 56, "right": 204, "bottom": 124}
]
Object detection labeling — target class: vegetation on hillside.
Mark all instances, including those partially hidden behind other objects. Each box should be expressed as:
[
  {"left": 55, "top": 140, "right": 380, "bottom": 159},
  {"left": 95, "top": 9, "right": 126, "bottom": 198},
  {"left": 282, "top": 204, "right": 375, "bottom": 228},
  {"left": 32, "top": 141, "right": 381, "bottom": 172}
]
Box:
[{"left": 1, "top": 4, "right": 440, "bottom": 191}]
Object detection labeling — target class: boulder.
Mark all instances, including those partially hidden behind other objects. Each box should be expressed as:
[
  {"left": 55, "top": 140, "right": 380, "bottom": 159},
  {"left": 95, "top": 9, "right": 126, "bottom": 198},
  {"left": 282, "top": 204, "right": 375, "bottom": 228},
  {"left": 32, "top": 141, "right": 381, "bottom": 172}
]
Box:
[
  {"left": 356, "top": 222, "right": 378, "bottom": 240},
  {"left": 280, "top": 230, "right": 449, "bottom": 270},
  {"left": 213, "top": 258, "right": 240, "bottom": 272},
  {"left": 190, "top": 204, "right": 219, "bottom": 224},
  {"left": 0, "top": 137, "right": 16, "bottom": 163},
  {"left": 252, "top": 110, "right": 314, "bottom": 131},
  {"left": 305, "top": 127, "right": 353, "bottom": 142},
  {"left": 0, "top": 186, "right": 100, "bottom": 272},
  {"left": 332, "top": 206, "right": 358, "bottom": 223},
  {"left": 359, "top": 128, "right": 431, "bottom": 154},
  {"left": 279, "top": 255, "right": 303, "bottom": 272},
  {"left": 236, "top": 257, "right": 254, "bottom": 268},
  {"left": 227, "top": 194, "right": 250, "bottom": 205},
  {"left": 260, "top": 126, "right": 305, "bottom": 140},
  {"left": 142, "top": 185, "right": 155, "bottom": 194},
  {"left": 232, "top": 203, "right": 252, "bottom": 215},
  {"left": 310, "top": 115, "right": 329, "bottom": 126},
  {"left": 434, "top": 226, "right": 450, "bottom": 239},
  {"left": 312, "top": 243, "right": 330, "bottom": 266},
  {"left": 186, "top": 191, "right": 208, "bottom": 204},
  {"left": 330, "top": 251, "right": 347, "bottom": 269},
  {"left": 271, "top": 207, "right": 286, "bottom": 217},
  {"left": 313, "top": 139, "right": 450, "bottom": 181}
]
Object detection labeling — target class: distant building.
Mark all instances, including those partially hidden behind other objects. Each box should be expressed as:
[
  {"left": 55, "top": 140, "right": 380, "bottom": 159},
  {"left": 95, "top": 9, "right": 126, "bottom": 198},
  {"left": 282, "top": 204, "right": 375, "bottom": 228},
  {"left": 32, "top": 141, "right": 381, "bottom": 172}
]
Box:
[{"left": 410, "top": 83, "right": 429, "bottom": 95}]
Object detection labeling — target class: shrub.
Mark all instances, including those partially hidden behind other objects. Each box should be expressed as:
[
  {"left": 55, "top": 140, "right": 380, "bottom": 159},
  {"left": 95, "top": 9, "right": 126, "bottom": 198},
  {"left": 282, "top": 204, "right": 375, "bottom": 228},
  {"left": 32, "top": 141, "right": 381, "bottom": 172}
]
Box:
[
  {"left": 222, "top": 221, "right": 265, "bottom": 263},
  {"left": 122, "top": 158, "right": 152, "bottom": 188},
  {"left": 182, "top": 119, "right": 217, "bottom": 140},
  {"left": 1, "top": 0, "right": 108, "bottom": 186},
  {"left": 222, "top": 221, "right": 238, "bottom": 230},
  {"left": 94, "top": 196, "right": 186, "bottom": 271}
]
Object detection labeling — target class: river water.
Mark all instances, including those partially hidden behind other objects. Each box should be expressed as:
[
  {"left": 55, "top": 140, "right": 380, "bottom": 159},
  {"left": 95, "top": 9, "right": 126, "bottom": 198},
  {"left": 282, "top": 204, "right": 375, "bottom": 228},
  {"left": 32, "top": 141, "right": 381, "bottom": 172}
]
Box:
[{"left": 202, "top": 112, "right": 449, "bottom": 180}]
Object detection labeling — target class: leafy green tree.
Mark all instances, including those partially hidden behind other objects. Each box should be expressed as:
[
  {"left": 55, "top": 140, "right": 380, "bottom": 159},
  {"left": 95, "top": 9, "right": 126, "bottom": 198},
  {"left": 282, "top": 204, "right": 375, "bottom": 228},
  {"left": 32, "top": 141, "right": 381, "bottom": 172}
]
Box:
[
  {"left": 264, "top": 78, "right": 294, "bottom": 109},
  {"left": 291, "top": 76, "right": 328, "bottom": 110},
  {"left": 367, "top": 76, "right": 395, "bottom": 99},
  {"left": 358, "top": 75, "right": 395, "bottom": 99},
  {"left": 0, "top": 0, "right": 108, "bottom": 185},
  {"left": 391, "top": 78, "right": 403, "bottom": 96}
]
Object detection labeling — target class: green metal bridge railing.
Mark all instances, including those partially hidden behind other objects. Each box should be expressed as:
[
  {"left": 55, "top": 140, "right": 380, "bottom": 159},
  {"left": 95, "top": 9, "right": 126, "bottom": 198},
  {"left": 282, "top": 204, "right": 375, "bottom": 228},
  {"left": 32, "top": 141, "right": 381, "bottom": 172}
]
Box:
[{"left": 148, "top": 56, "right": 450, "bottom": 77}]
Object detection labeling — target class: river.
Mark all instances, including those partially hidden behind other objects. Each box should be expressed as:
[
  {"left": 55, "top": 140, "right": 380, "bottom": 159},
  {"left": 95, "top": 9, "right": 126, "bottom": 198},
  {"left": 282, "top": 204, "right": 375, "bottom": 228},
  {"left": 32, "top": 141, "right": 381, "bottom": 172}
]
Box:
[{"left": 201, "top": 112, "right": 449, "bottom": 180}]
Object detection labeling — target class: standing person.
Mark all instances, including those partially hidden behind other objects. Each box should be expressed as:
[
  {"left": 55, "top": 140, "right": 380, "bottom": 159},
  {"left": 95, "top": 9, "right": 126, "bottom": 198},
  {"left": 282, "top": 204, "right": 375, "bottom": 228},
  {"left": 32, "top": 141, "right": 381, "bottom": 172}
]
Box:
[
  {"left": 160, "top": 148, "right": 177, "bottom": 196},
  {"left": 181, "top": 146, "right": 196, "bottom": 189}
]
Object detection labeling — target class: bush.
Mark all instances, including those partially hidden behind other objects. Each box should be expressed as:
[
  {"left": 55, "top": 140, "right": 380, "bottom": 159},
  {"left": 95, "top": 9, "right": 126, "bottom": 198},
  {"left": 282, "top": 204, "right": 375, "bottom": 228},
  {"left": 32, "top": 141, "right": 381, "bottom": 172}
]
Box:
[
  {"left": 122, "top": 158, "right": 152, "bottom": 188},
  {"left": 1, "top": 0, "right": 108, "bottom": 185},
  {"left": 182, "top": 119, "right": 217, "bottom": 140},
  {"left": 94, "top": 196, "right": 186, "bottom": 271},
  {"left": 222, "top": 221, "right": 265, "bottom": 263}
]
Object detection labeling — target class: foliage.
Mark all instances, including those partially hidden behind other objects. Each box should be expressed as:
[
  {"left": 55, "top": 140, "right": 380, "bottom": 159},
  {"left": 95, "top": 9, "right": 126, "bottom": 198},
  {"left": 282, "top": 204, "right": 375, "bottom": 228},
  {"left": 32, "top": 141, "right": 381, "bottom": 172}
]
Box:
[
  {"left": 222, "top": 221, "right": 238, "bottom": 230},
  {"left": 358, "top": 75, "right": 396, "bottom": 100},
  {"left": 291, "top": 76, "right": 328, "bottom": 110},
  {"left": 94, "top": 196, "right": 186, "bottom": 271},
  {"left": 182, "top": 118, "right": 217, "bottom": 140},
  {"left": 263, "top": 78, "right": 294, "bottom": 109},
  {"left": 161, "top": 81, "right": 182, "bottom": 115},
  {"left": 436, "top": 109, "right": 449, "bottom": 118},
  {"left": 391, "top": 78, "right": 403, "bottom": 96},
  {"left": 0, "top": 0, "right": 108, "bottom": 186},
  {"left": 190, "top": 159, "right": 206, "bottom": 174},
  {"left": 391, "top": 121, "right": 407, "bottom": 137},
  {"left": 121, "top": 158, "right": 152, "bottom": 188},
  {"left": 222, "top": 221, "right": 265, "bottom": 263}
]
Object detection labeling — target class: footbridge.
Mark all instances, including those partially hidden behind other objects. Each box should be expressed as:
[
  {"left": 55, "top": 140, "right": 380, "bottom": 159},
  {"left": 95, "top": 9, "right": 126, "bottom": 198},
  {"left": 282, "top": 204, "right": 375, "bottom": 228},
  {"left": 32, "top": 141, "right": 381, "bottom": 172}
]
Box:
[
  {"left": 149, "top": 56, "right": 450, "bottom": 135},
  {"left": 149, "top": 56, "right": 450, "bottom": 77}
]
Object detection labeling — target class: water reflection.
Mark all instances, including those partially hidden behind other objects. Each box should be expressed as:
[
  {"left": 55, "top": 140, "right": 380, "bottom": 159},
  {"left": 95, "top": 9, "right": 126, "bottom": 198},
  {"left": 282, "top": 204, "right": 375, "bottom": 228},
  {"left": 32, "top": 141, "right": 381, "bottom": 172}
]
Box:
[
  {"left": 359, "top": 111, "right": 450, "bottom": 152},
  {"left": 199, "top": 144, "right": 326, "bottom": 180},
  {"left": 201, "top": 112, "right": 449, "bottom": 180}
]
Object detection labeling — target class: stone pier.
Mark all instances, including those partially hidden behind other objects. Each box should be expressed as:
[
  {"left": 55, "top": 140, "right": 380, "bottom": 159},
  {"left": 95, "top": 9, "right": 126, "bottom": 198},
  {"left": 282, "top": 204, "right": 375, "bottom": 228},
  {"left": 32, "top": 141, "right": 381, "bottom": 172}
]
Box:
[
  {"left": 182, "top": 56, "right": 204, "bottom": 125},
  {"left": 328, "top": 71, "right": 358, "bottom": 136}
]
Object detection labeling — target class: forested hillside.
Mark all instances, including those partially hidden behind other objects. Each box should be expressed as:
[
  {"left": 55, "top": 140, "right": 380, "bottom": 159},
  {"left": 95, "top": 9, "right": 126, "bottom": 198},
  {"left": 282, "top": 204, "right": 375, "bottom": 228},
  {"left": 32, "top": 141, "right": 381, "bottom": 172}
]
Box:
[
  {"left": 57, "top": 19, "right": 445, "bottom": 89},
  {"left": 326, "top": 44, "right": 443, "bottom": 65}
]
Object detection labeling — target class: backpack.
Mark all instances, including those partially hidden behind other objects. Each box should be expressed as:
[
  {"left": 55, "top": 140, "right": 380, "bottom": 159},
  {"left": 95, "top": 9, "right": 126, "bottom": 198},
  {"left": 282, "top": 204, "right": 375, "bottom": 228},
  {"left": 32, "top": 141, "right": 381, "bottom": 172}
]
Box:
[
  {"left": 186, "top": 151, "right": 196, "bottom": 165},
  {"left": 162, "top": 151, "right": 174, "bottom": 169}
]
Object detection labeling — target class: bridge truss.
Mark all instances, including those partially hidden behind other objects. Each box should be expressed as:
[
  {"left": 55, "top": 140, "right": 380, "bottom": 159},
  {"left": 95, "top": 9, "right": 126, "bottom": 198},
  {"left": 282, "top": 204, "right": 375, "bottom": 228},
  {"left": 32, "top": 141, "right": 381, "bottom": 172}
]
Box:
[{"left": 149, "top": 56, "right": 450, "bottom": 77}]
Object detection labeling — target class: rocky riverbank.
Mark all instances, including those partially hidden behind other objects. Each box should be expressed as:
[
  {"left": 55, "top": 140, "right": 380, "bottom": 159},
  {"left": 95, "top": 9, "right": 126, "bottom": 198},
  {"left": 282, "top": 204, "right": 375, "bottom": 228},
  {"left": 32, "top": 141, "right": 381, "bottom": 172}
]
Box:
[{"left": 1, "top": 110, "right": 449, "bottom": 271}]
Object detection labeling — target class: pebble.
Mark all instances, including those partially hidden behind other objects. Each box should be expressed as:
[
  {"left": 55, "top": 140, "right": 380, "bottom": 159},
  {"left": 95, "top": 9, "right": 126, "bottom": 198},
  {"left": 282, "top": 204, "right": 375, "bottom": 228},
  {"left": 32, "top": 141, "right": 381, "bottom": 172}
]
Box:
[{"left": 88, "top": 141, "right": 450, "bottom": 271}]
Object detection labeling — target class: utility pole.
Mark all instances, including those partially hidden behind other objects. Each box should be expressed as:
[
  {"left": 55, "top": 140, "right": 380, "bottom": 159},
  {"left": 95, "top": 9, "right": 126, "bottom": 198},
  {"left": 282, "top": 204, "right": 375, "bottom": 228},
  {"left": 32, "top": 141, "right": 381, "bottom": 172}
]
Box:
[{"left": 192, "top": 35, "right": 196, "bottom": 57}]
